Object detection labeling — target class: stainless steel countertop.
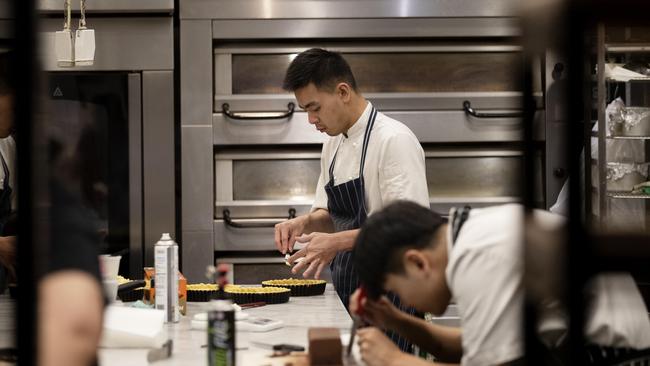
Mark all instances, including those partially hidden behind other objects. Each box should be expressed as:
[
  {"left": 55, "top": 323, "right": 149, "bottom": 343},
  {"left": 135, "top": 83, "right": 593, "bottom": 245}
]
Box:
[{"left": 99, "top": 284, "right": 356, "bottom": 366}]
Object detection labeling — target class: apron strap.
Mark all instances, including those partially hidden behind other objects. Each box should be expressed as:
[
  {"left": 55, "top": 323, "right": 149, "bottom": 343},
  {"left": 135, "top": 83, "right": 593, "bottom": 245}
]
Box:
[
  {"left": 358, "top": 107, "right": 378, "bottom": 179},
  {"left": 0, "top": 150, "right": 9, "bottom": 190},
  {"left": 451, "top": 206, "right": 471, "bottom": 246},
  {"left": 327, "top": 106, "right": 378, "bottom": 183}
]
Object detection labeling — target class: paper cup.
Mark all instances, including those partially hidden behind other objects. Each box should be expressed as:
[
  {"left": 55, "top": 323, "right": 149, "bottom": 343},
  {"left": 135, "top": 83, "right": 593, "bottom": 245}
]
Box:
[
  {"left": 99, "top": 255, "right": 121, "bottom": 281},
  {"left": 102, "top": 279, "right": 119, "bottom": 303}
]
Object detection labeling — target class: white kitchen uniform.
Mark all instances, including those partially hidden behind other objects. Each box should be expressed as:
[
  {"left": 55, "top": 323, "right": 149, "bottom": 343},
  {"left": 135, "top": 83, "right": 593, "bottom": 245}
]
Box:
[
  {"left": 312, "top": 102, "right": 429, "bottom": 213},
  {"left": 446, "top": 204, "right": 650, "bottom": 366},
  {"left": 0, "top": 136, "right": 15, "bottom": 211}
]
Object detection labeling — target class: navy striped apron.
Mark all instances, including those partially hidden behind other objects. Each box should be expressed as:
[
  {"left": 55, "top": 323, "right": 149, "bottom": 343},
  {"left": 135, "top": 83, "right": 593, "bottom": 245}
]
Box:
[
  {"left": 0, "top": 151, "right": 12, "bottom": 292},
  {"left": 325, "top": 106, "right": 416, "bottom": 353}
]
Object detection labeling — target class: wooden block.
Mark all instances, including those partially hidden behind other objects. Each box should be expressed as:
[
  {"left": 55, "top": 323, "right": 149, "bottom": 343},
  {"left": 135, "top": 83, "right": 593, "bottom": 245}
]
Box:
[{"left": 308, "top": 327, "right": 342, "bottom": 366}]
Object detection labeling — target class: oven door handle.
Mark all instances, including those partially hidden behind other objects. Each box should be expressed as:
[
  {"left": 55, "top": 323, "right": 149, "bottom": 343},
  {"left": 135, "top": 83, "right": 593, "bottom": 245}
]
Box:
[
  {"left": 221, "top": 103, "right": 295, "bottom": 120},
  {"left": 463, "top": 100, "right": 523, "bottom": 119},
  {"left": 223, "top": 208, "right": 297, "bottom": 228}
]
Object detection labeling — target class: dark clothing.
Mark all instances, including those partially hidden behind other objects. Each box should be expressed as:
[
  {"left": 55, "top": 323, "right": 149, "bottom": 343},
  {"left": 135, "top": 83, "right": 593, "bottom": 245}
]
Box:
[{"left": 49, "top": 178, "right": 102, "bottom": 283}]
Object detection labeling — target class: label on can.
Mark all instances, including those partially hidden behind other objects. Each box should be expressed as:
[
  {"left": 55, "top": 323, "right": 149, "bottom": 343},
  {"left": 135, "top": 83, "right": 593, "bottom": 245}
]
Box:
[{"left": 208, "top": 309, "right": 235, "bottom": 366}]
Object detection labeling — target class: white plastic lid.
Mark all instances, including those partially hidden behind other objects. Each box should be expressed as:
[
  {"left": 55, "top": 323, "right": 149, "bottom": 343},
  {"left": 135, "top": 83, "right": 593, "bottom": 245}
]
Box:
[{"left": 157, "top": 233, "right": 175, "bottom": 245}]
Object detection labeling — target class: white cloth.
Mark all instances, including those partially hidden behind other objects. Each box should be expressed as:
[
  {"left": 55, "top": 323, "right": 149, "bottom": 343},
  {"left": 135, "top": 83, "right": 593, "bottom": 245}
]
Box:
[
  {"left": 311, "top": 102, "right": 430, "bottom": 214},
  {"left": 0, "top": 136, "right": 16, "bottom": 211},
  {"left": 446, "top": 204, "right": 650, "bottom": 366}
]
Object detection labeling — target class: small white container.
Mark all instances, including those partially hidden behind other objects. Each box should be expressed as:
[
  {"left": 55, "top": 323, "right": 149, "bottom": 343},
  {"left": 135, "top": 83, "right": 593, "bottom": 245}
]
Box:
[{"left": 98, "top": 255, "right": 121, "bottom": 281}]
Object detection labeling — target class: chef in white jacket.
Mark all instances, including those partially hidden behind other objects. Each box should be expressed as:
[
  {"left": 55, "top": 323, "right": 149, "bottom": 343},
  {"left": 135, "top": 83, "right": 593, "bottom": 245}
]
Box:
[{"left": 273, "top": 48, "right": 430, "bottom": 353}]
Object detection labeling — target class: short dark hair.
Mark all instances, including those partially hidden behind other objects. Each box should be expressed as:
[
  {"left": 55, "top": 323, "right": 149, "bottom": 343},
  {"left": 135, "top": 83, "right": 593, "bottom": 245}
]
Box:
[
  {"left": 353, "top": 201, "right": 447, "bottom": 298},
  {"left": 0, "top": 51, "right": 12, "bottom": 95},
  {"left": 282, "top": 48, "right": 358, "bottom": 92}
]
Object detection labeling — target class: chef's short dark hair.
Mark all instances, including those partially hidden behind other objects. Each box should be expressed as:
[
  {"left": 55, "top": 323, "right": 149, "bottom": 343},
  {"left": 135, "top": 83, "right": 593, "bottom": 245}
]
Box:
[
  {"left": 282, "top": 48, "right": 358, "bottom": 92},
  {"left": 0, "top": 51, "right": 12, "bottom": 95},
  {"left": 353, "top": 200, "right": 447, "bottom": 299}
]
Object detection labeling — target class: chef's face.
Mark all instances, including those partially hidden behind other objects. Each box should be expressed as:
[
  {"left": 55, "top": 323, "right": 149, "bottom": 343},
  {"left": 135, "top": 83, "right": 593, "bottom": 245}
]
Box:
[
  {"left": 0, "top": 93, "right": 13, "bottom": 138},
  {"left": 383, "top": 250, "right": 452, "bottom": 316},
  {"left": 294, "top": 82, "right": 351, "bottom": 136}
]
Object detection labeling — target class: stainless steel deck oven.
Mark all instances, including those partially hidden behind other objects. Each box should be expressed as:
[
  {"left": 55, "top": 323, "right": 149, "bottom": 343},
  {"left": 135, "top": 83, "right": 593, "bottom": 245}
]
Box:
[{"left": 180, "top": 0, "right": 552, "bottom": 283}]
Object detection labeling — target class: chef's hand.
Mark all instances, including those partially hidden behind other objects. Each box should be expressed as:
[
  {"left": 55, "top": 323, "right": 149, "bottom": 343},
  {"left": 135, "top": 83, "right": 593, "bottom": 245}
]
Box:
[
  {"left": 287, "top": 232, "right": 338, "bottom": 279},
  {"left": 357, "top": 327, "right": 404, "bottom": 366},
  {"left": 274, "top": 215, "right": 309, "bottom": 254},
  {"left": 350, "top": 290, "right": 402, "bottom": 330},
  {"left": 0, "top": 236, "right": 16, "bottom": 282}
]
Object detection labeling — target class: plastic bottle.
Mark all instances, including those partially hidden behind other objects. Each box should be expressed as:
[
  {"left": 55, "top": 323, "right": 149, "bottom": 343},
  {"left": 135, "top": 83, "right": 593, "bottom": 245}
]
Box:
[
  {"left": 208, "top": 264, "right": 235, "bottom": 366},
  {"left": 154, "top": 233, "right": 179, "bottom": 323}
]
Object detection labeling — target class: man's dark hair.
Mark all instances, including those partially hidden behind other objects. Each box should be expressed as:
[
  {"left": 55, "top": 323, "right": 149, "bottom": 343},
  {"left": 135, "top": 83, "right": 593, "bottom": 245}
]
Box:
[
  {"left": 282, "top": 48, "right": 358, "bottom": 92},
  {"left": 353, "top": 200, "right": 447, "bottom": 298},
  {"left": 0, "top": 51, "right": 12, "bottom": 95}
]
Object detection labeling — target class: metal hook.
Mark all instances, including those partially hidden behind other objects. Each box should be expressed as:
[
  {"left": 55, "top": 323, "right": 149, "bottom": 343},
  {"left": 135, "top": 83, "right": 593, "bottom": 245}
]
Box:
[
  {"left": 63, "top": 0, "right": 72, "bottom": 30},
  {"left": 79, "top": 0, "right": 87, "bottom": 29}
]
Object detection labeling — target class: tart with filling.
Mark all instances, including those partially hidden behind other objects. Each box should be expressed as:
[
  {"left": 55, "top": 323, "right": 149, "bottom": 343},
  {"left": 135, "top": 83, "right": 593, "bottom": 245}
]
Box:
[
  {"left": 261, "top": 279, "right": 326, "bottom": 296},
  {"left": 224, "top": 285, "right": 291, "bottom": 304}
]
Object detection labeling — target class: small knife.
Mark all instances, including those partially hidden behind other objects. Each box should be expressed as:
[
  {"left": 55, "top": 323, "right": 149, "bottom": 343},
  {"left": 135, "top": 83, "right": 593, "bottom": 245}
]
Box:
[{"left": 347, "top": 286, "right": 367, "bottom": 356}]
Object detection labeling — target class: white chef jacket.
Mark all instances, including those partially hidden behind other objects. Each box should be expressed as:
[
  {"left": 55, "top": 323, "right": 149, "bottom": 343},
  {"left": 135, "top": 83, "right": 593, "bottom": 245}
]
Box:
[
  {"left": 0, "top": 136, "right": 16, "bottom": 211},
  {"left": 312, "top": 102, "right": 430, "bottom": 215},
  {"left": 446, "top": 204, "right": 650, "bottom": 366}
]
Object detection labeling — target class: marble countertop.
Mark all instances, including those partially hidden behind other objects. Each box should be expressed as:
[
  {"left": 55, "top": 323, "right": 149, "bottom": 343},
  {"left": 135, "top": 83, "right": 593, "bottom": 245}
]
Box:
[
  {"left": 99, "top": 284, "right": 356, "bottom": 366},
  {"left": 0, "top": 295, "right": 15, "bottom": 350}
]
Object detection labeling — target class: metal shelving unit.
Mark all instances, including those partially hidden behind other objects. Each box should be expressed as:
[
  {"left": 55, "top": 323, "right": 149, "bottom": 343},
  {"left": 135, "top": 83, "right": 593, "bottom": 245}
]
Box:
[
  {"left": 592, "top": 23, "right": 650, "bottom": 227},
  {"left": 607, "top": 191, "right": 650, "bottom": 199},
  {"left": 522, "top": 2, "right": 650, "bottom": 364}
]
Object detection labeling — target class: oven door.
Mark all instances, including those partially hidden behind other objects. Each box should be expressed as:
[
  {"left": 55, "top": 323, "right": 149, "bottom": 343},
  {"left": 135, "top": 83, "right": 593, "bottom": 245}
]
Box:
[
  {"left": 213, "top": 42, "right": 544, "bottom": 145},
  {"left": 214, "top": 147, "right": 544, "bottom": 251},
  {"left": 46, "top": 72, "right": 143, "bottom": 277},
  {"left": 424, "top": 147, "right": 544, "bottom": 214},
  {"left": 214, "top": 148, "right": 321, "bottom": 251}
]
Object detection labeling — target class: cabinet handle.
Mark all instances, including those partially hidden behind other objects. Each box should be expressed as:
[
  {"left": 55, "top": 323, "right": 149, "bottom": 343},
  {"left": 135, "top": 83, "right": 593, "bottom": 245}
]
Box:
[
  {"left": 463, "top": 100, "right": 523, "bottom": 119},
  {"left": 222, "top": 103, "right": 295, "bottom": 120},
  {"left": 223, "top": 208, "right": 297, "bottom": 228}
]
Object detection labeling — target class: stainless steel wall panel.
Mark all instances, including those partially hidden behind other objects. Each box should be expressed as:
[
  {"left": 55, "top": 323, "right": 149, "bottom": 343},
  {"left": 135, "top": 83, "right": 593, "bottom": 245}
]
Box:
[
  {"left": 38, "top": 0, "right": 174, "bottom": 13},
  {"left": 213, "top": 110, "right": 544, "bottom": 145},
  {"left": 545, "top": 50, "right": 568, "bottom": 208},
  {"left": 214, "top": 54, "right": 232, "bottom": 96},
  {"left": 212, "top": 18, "right": 520, "bottom": 40},
  {"left": 180, "top": 20, "right": 213, "bottom": 125},
  {"left": 0, "top": 0, "right": 10, "bottom": 19},
  {"left": 181, "top": 230, "right": 213, "bottom": 283},
  {"left": 0, "top": 20, "right": 12, "bottom": 38},
  {"left": 39, "top": 18, "right": 173, "bottom": 71},
  {"left": 183, "top": 0, "right": 517, "bottom": 20},
  {"left": 143, "top": 71, "right": 175, "bottom": 266},
  {"left": 214, "top": 160, "right": 233, "bottom": 202},
  {"left": 182, "top": 125, "right": 214, "bottom": 231},
  {"left": 128, "top": 74, "right": 144, "bottom": 278}
]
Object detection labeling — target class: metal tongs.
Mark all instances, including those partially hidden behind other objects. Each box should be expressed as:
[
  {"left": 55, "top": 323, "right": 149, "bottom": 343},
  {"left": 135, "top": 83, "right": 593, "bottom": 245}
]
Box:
[{"left": 347, "top": 286, "right": 367, "bottom": 356}]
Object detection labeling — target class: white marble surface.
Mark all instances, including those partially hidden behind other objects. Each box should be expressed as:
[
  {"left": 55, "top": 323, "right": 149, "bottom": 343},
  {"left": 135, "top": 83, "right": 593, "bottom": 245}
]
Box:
[
  {"left": 99, "top": 285, "right": 356, "bottom": 366},
  {"left": 0, "top": 295, "right": 15, "bottom": 349}
]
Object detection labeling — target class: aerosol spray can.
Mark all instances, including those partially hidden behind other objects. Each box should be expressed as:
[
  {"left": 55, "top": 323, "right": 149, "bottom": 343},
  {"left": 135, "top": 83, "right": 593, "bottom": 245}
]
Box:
[
  {"left": 208, "top": 264, "right": 235, "bottom": 366},
  {"left": 154, "top": 233, "right": 179, "bottom": 323}
]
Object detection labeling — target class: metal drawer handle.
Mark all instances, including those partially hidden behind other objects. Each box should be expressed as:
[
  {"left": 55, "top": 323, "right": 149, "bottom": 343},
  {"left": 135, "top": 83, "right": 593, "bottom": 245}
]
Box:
[
  {"left": 223, "top": 208, "right": 297, "bottom": 228},
  {"left": 463, "top": 100, "right": 523, "bottom": 119},
  {"left": 222, "top": 103, "right": 295, "bottom": 120}
]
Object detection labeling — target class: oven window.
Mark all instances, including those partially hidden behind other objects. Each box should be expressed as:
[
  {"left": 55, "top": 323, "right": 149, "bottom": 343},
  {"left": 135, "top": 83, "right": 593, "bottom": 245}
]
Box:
[
  {"left": 231, "top": 52, "right": 523, "bottom": 95},
  {"left": 426, "top": 156, "right": 523, "bottom": 197},
  {"left": 232, "top": 159, "right": 320, "bottom": 200}
]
